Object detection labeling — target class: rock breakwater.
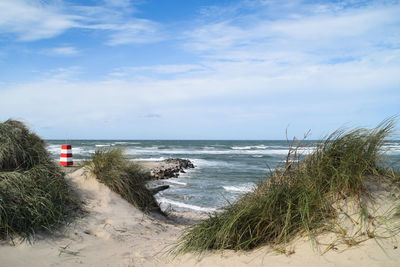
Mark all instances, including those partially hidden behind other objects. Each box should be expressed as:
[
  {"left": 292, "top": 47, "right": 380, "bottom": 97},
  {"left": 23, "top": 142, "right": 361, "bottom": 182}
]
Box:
[{"left": 149, "top": 158, "right": 195, "bottom": 179}]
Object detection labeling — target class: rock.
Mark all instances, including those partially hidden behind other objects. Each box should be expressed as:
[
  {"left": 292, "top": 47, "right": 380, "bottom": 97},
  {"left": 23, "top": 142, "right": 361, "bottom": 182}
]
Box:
[
  {"left": 149, "top": 158, "right": 195, "bottom": 180},
  {"left": 149, "top": 185, "right": 170, "bottom": 194}
]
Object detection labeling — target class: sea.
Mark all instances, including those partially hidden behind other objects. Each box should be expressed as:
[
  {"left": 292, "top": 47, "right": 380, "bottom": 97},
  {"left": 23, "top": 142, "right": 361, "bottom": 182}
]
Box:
[{"left": 45, "top": 140, "right": 400, "bottom": 214}]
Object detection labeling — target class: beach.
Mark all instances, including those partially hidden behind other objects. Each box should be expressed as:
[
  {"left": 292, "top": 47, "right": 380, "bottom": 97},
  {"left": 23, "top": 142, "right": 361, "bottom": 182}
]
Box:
[
  {"left": 1, "top": 164, "right": 399, "bottom": 266},
  {"left": 1, "top": 0, "right": 399, "bottom": 265}
]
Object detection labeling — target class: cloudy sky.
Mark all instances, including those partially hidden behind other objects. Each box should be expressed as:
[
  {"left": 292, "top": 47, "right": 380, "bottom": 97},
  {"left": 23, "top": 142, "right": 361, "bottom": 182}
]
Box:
[{"left": 0, "top": 0, "right": 399, "bottom": 139}]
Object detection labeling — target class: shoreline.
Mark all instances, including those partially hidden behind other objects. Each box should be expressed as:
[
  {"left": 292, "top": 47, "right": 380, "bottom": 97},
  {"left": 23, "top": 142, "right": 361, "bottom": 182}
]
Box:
[
  {"left": 61, "top": 158, "right": 206, "bottom": 214},
  {"left": 0, "top": 167, "right": 399, "bottom": 266}
]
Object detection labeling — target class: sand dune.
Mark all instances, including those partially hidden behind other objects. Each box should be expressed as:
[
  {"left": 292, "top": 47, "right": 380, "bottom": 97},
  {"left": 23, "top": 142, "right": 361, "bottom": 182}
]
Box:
[{"left": 0, "top": 168, "right": 399, "bottom": 266}]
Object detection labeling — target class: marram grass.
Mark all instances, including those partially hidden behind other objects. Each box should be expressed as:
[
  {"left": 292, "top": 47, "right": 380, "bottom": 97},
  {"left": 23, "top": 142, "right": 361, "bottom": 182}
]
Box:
[
  {"left": 82, "top": 148, "right": 162, "bottom": 213},
  {"left": 0, "top": 120, "right": 78, "bottom": 240},
  {"left": 174, "top": 118, "right": 400, "bottom": 254},
  {"left": 0, "top": 120, "right": 49, "bottom": 171}
]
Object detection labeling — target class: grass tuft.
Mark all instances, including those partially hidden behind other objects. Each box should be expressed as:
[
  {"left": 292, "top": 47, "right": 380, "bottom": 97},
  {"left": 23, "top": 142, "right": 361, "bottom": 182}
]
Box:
[
  {"left": 0, "top": 119, "right": 78, "bottom": 240},
  {"left": 174, "top": 118, "right": 400, "bottom": 254},
  {"left": 81, "top": 148, "right": 162, "bottom": 213}
]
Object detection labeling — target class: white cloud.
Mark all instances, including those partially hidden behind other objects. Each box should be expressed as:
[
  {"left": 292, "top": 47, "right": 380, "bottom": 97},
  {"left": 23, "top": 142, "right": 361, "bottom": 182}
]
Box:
[
  {"left": 0, "top": 0, "right": 161, "bottom": 45},
  {"left": 110, "top": 64, "right": 206, "bottom": 77},
  {"left": 104, "top": 20, "right": 162, "bottom": 45},
  {"left": 184, "top": 2, "right": 400, "bottom": 64},
  {"left": 147, "top": 64, "right": 206, "bottom": 74},
  {"left": 0, "top": 0, "right": 79, "bottom": 41},
  {"left": 42, "top": 46, "right": 79, "bottom": 56},
  {"left": 0, "top": 46, "right": 399, "bottom": 138},
  {"left": 1, "top": 50, "right": 398, "bottom": 117}
]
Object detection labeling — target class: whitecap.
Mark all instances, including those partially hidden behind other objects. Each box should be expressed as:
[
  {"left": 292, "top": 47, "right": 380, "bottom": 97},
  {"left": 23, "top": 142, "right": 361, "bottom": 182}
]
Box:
[
  {"left": 46, "top": 144, "right": 61, "bottom": 154},
  {"left": 114, "top": 141, "right": 141, "bottom": 145},
  {"left": 202, "top": 146, "right": 217, "bottom": 150},
  {"left": 72, "top": 147, "right": 93, "bottom": 155},
  {"left": 157, "top": 197, "right": 216, "bottom": 213},
  {"left": 46, "top": 145, "right": 94, "bottom": 158},
  {"left": 231, "top": 145, "right": 269, "bottom": 150},
  {"left": 381, "top": 144, "right": 400, "bottom": 154},
  {"left": 223, "top": 183, "right": 256, "bottom": 193},
  {"left": 191, "top": 159, "right": 234, "bottom": 168},
  {"left": 164, "top": 179, "right": 187, "bottom": 186},
  {"left": 254, "top": 145, "right": 269, "bottom": 149},
  {"left": 123, "top": 147, "right": 313, "bottom": 156},
  {"left": 231, "top": 146, "right": 253, "bottom": 150}
]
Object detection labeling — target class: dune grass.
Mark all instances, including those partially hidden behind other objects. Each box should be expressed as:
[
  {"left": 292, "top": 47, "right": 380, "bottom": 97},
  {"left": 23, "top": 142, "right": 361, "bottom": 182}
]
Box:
[
  {"left": 82, "top": 148, "right": 162, "bottom": 213},
  {"left": 0, "top": 120, "right": 78, "bottom": 240},
  {"left": 174, "top": 118, "right": 400, "bottom": 254}
]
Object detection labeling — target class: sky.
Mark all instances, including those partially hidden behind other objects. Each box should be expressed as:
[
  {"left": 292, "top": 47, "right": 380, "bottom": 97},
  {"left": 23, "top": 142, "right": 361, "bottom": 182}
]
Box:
[{"left": 0, "top": 0, "right": 399, "bottom": 140}]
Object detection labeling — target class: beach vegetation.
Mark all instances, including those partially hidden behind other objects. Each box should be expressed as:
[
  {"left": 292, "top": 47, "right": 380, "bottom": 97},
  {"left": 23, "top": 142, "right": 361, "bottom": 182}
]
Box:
[
  {"left": 174, "top": 118, "right": 400, "bottom": 254},
  {"left": 0, "top": 119, "right": 79, "bottom": 240},
  {"left": 81, "top": 148, "right": 162, "bottom": 213}
]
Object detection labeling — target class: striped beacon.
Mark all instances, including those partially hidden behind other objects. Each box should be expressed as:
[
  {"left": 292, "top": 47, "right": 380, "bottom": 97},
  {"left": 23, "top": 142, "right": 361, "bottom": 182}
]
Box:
[{"left": 60, "top": 145, "right": 73, "bottom": 166}]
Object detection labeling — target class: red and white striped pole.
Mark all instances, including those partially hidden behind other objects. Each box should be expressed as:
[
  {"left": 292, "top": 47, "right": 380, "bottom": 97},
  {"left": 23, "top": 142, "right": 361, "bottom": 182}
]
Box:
[{"left": 60, "top": 145, "right": 73, "bottom": 166}]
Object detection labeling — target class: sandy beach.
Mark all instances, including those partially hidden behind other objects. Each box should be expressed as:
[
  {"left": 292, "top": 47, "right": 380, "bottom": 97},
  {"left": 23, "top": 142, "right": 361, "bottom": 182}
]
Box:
[
  {"left": 0, "top": 164, "right": 399, "bottom": 267},
  {"left": 1, "top": 0, "right": 399, "bottom": 265}
]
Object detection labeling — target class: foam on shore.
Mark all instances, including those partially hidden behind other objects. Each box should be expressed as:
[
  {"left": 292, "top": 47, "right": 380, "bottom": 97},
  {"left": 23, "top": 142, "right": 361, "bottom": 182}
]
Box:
[
  {"left": 164, "top": 179, "right": 187, "bottom": 186},
  {"left": 157, "top": 197, "right": 216, "bottom": 213},
  {"left": 223, "top": 183, "right": 256, "bottom": 193}
]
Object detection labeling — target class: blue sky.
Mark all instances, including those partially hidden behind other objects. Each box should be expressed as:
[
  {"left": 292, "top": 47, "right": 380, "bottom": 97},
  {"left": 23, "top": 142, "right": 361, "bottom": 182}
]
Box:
[{"left": 0, "top": 0, "right": 399, "bottom": 139}]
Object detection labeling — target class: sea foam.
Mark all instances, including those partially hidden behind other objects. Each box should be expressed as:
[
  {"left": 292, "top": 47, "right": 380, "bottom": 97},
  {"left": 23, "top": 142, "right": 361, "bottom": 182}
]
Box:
[
  {"left": 125, "top": 147, "right": 315, "bottom": 156},
  {"left": 223, "top": 183, "right": 256, "bottom": 193},
  {"left": 164, "top": 179, "right": 187, "bottom": 186},
  {"left": 157, "top": 197, "right": 216, "bottom": 213}
]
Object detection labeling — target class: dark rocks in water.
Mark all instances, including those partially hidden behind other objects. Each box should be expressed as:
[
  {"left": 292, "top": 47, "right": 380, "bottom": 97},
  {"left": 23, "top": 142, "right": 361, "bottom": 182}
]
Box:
[
  {"left": 150, "top": 158, "right": 195, "bottom": 180},
  {"left": 149, "top": 185, "right": 170, "bottom": 195},
  {"left": 163, "top": 158, "right": 195, "bottom": 169}
]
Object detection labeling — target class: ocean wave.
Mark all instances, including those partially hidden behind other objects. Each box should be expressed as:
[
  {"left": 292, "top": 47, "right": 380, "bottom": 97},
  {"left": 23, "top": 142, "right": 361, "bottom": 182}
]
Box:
[
  {"left": 191, "top": 158, "right": 235, "bottom": 168},
  {"left": 223, "top": 183, "right": 256, "bottom": 193},
  {"left": 73, "top": 147, "right": 94, "bottom": 155},
  {"left": 95, "top": 144, "right": 111, "bottom": 147},
  {"left": 231, "top": 146, "right": 253, "bottom": 150},
  {"left": 202, "top": 146, "right": 217, "bottom": 150},
  {"left": 231, "top": 145, "right": 270, "bottom": 150},
  {"left": 164, "top": 179, "right": 187, "bottom": 186},
  {"left": 46, "top": 144, "right": 62, "bottom": 154},
  {"left": 381, "top": 144, "right": 400, "bottom": 154},
  {"left": 157, "top": 197, "right": 216, "bottom": 213},
  {"left": 114, "top": 141, "right": 141, "bottom": 145},
  {"left": 46, "top": 145, "right": 90, "bottom": 155},
  {"left": 125, "top": 148, "right": 299, "bottom": 155},
  {"left": 175, "top": 168, "right": 196, "bottom": 178}
]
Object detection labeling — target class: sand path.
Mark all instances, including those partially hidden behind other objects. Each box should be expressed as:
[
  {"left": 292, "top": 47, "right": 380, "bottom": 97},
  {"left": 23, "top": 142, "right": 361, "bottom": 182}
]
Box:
[{"left": 0, "top": 169, "right": 399, "bottom": 266}]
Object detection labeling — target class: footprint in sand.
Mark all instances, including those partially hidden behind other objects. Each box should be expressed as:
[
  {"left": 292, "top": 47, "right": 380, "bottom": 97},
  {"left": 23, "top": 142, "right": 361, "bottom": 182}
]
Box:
[{"left": 83, "top": 228, "right": 111, "bottom": 240}]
